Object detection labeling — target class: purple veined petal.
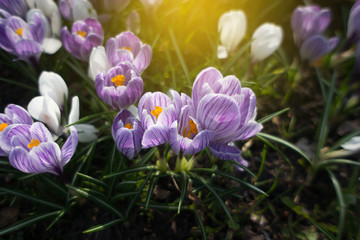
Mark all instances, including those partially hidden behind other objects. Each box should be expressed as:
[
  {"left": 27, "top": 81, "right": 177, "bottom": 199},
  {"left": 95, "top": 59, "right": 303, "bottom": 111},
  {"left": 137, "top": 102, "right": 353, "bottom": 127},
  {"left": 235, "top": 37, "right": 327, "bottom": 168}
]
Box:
[
  {"left": 315, "top": 8, "right": 332, "bottom": 33},
  {"left": 300, "top": 34, "right": 330, "bottom": 62},
  {"left": 133, "top": 44, "right": 152, "bottom": 72},
  {"left": 192, "top": 67, "right": 223, "bottom": 109},
  {"left": 80, "top": 33, "right": 103, "bottom": 61},
  {"left": 220, "top": 120, "right": 263, "bottom": 143},
  {"left": 0, "top": 20, "right": 14, "bottom": 52},
  {"left": 169, "top": 121, "right": 180, "bottom": 155},
  {"left": 71, "top": 20, "right": 89, "bottom": 34},
  {"left": 0, "top": 0, "right": 27, "bottom": 18},
  {"left": 115, "top": 31, "right": 141, "bottom": 56},
  {"left": 218, "top": 75, "right": 242, "bottom": 96},
  {"left": 209, "top": 141, "right": 242, "bottom": 161},
  {"left": 14, "top": 39, "right": 42, "bottom": 59},
  {"left": 58, "top": 0, "right": 72, "bottom": 20},
  {"left": 196, "top": 94, "right": 241, "bottom": 141},
  {"left": 156, "top": 104, "right": 176, "bottom": 127},
  {"left": 347, "top": 3, "right": 360, "bottom": 44},
  {"left": 30, "top": 122, "right": 53, "bottom": 143},
  {"left": 0, "top": 147, "right": 7, "bottom": 156},
  {"left": 121, "top": 76, "right": 143, "bottom": 108},
  {"left": 113, "top": 49, "right": 134, "bottom": 66},
  {"left": 328, "top": 36, "right": 339, "bottom": 51},
  {"left": 142, "top": 124, "right": 170, "bottom": 148},
  {"left": 6, "top": 16, "right": 27, "bottom": 45},
  {"left": 10, "top": 134, "right": 29, "bottom": 150},
  {"left": 132, "top": 120, "right": 143, "bottom": 155},
  {"left": 138, "top": 91, "right": 173, "bottom": 123},
  {"left": 105, "top": 37, "right": 117, "bottom": 65},
  {"left": 5, "top": 104, "right": 33, "bottom": 124},
  {"left": 28, "top": 11, "right": 46, "bottom": 43},
  {"left": 28, "top": 142, "right": 62, "bottom": 175},
  {"left": 0, "top": 124, "right": 30, "bottom": 154},
  {"left": 84, "top": 17, "right": 103, "bottom": 36},
  {"left": 112, "top": 109, "right": 132, "bottom": 138},
  {"left": 182, "top": 129, "right": 216, "bottom": 155},
  {"left": 170, "top": 90, "right": 190, "bottom": 119},
  {"left": 235, "top": 87, "right": 257, "bottom": 125},
  {"left": 61, "top": 27, "right": 82, "bottom": 59},
  {"left": 0, "top": 113, "right": 10, "bottom": 124},
  {"left": 114, "top": 127, "right": 135, "bottom": 159},
  {"left": 61, "top": 126, "right": 78, "bottom": 166},
  {"left": 9, "top": 147, "right": 32, "bottom": 173}
]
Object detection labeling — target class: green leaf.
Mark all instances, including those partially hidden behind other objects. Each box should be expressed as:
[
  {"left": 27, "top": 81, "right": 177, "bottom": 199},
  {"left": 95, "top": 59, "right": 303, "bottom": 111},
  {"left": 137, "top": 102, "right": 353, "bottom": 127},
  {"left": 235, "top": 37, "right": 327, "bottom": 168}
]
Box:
[
  {"left": 258, "top": 108, "right": 289, "bottom": 124},
  {"left": 256, "top": 132, "right": 311, "bottom": 164},
  {"left": 0, "top": 211, "right": 60, "bottom": 236},
  {"left": 77, "top": 172, "right": 107, "bottom": 188},
  {"left": 0, "top": 187, "right": 63, "bottom": 209},
  {"left": 67, "top": 185, "right": 123, "bottom": 219},
  {"left": 230, "top": 160, "right": 257, "bottom": 178},
  {"left": 103, "top": 165, "right": 157, "bottom": 179},
  {"left": 139, "top": 147, "right": 158, "bottom": 165},
  {"left": 178, "top": 171, "right": 188, "bottom": 214},
  {"left": 222, "top": 41, "right": 251, "bottom": 75},
  {"left": 145, "top": 172, "right": 159, "bottom": 210},
  {"left": 317, "top": 159, "right": 360, "bottom": 168},
  {"left": 330, "top": 129, "right": 360, "bottom": 151},
  {"left": 193, "top": 210, "right": 207, "bottom": 240},
  {"left": 188, "top": 172, "right": 233, "bottom": 222},
  {"left": 111, "top": 192, "right": 138, "bottom": 202},
  {"left": 83, "top": 218, "right": 124, "bottom": 234}
]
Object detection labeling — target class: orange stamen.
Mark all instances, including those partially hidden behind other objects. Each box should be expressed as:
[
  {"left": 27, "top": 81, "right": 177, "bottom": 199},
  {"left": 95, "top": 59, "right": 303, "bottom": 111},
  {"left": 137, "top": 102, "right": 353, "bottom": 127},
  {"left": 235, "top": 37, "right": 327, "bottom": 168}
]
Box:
[
  {"left": 122, "top": 46, "right": 132, "bottom": 51},
  {"left": 15, "top": 28, "right": 23, "bottom": 37},
  {"left": 27, "top": 139, "right": 40, "bottom": 149},
  {"left": 111, "top": 74, "right": 125, "bottom": 87},
  {"left": 77, "top": 30, "right": 87, "bottom": 37},
  {"left": 0, "top": 123, "right": 8, "bottom": 132},
  {"left": 151, "top": 106, "right": 163, "bottom": 119},
  {"left": 124, "top": 123, "right": 133, "bottom": 129},
  {"left": 182, "top": 119, "right": 198, "bottom": 138}
]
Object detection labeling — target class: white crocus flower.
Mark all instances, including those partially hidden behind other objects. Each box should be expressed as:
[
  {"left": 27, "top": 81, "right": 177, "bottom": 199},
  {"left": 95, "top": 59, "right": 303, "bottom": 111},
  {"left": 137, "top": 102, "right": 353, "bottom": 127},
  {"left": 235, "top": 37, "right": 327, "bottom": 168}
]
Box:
[
  {"left": 39, "top": 71, "right": 68, "bottom": 107},
  {"left": 217, "top": 10, "right": 247, "bottom": 59},
  {"left": 73, "top": 0, "right": 97, "bottom": 21},
  {"left": 68, "top": 96, "right": 98, "bottom": 143},
  {"left": 88, "top": 46, "right": 112, "bottom": 80},
  {"left": 251, "top": 23, "right": 283, "bottom": 63},
  {"left": 27, "top": 96, "right": 61, "bottom": 134},
  {"left": 34, "top": 0, "right": 62, "bottom": 36},
  {"left": 341, "top": 136, "right": 360, "bottom": 152}
]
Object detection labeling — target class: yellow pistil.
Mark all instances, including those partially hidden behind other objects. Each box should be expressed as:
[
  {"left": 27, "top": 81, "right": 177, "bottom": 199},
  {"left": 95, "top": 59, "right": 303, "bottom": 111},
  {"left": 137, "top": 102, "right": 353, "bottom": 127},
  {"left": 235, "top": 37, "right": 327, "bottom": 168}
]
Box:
[
  {"left": 0, "top": 123, "right": 8, "bottom": 132},
  {"left": 182, "top": 119, "right": 198, "bottom": 138},
  {"left": 124, "top": 123, "right": 133, "bottom": 129},
  {"left": 122, "top": 46, "right": 132, "bottom": 51},
  {"left": 15, "top": 28, "right": 23, "bottom": 37},
  {"left": 27, "top": 139, "right": 40, "bottom": 149},
  {"left": 151, "top": 106, "right": 163, "bottom": 119},
  {"left": 77, "top": 30, "right": 87, "bottom": 37},
  {"left": 111, "top": 74, "right": 125, "bottom": 87}
]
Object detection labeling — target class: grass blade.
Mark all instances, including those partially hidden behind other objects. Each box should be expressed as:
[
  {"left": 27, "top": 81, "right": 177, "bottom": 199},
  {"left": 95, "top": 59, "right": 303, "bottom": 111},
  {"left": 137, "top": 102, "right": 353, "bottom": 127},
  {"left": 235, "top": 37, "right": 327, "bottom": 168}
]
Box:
[
  {"left": 145, "top": 172, "right": 159, "bottom": 210},
  {"left": 193, "top": 210, "right": 207, "bottom": 240},
  {"left": 76, "top": 172, "right": 107, "bottom": 188},
  {"left": 0, "top": 211, "right": 60, "bottom": 236},
  {"left": 103, "top": 165, "right": 157, "bottom": 179},
  {"left": 258, "top": 108, "right": 289, "bottom": 124},
  {"left": 222, "top": 41, "right": 251, "bottom": 75},
  {"left": 0, "top": 187, "right": 63, "bottom": 209},
  {"left": 178, "top": 171, "right": 188, "bottom": 214},
  {"left": 188, "top": 172, "right": 233, "bottom": 222},
  {"left": 139, "top": 147, "right": 158, "bottom": 165},
  {"left": 83, "top": 218, "right": 124, "bottom": 234}
]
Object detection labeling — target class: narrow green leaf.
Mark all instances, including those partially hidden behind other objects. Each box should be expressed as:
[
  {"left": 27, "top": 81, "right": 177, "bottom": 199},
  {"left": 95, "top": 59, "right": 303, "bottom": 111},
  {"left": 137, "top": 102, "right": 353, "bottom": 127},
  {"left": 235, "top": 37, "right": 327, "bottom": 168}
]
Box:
[
  {"left": 83, "top": 218, "right": 124, "bottom": 234},
  {"left": 64, "top": 111, "right": 114, "bottom": 127},
  {"left": 126, "top": 170, "right": 154, "bottom": 218},
  {"left": 230, "top": 160, "right": 257, "bottom": 178},
  {"left": 67, "top": 185, "right": 123, "bottom": 219},
  {"left": 222, "top": 41, "right": 251, "bottom": 75},
  {"left": 77, "top": 172, "right": 107, "bottom": 188},
  {"left": 193, "top": 168, "right": 267, "bottom": 196},
  {"left": 178, "top": 171, "right": 188, "bottom": 214},
  {"left": 139, "top": 147, "right": 158, "bottom": 165},
  {"left": 145, "top": 172, "right": 159, "bottom": 210},
  {"left": 192, "top": 210, "right": 207, "bottom": 240},
  {"left": 0, "top": 211, "right": 60, "bottom": 236},
  {"left": 327, "top": 170, "right": 345, "bottom": 240},
  {"left": 188, "top": 172, "right": 233, "bottom": 222},
  {"left": 258, "top": 108, "right": 289, "bottom": 124},
  {"left": 169, "top": 28, "right": 190, "bottom": 86},
  {"left": 40, "top": 175, "right": 67, "bottom": 196},
  {"left": 111, "top": 192, "right": 138, "bottom": 202},
  {"left": 256, "top": 132, "right": 311, "bottom": 164},
  {"left": 318, "top": 159, "right": 360, "bottom": 168},
  {"left": 0, "top": 187, "right": 62, "bottom": 209},
  {"left": 103, "top": 165, "right": 157, "bottom": 179},
  {"left": 47, "top": 209, "right": 65, "bottom": 230},
  {"left": 138, "top": 203, "right": 190, "bottom": 211}
]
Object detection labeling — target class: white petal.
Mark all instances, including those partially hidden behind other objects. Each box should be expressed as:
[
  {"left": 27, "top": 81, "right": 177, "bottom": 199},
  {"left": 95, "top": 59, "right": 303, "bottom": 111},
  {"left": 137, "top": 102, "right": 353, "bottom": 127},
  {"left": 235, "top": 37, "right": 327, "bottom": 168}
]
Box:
[
  {"left": 42, "top": 38, "right": 62, "bottom": 54},
  {"left": 68, "top": 96, "right": 80, "bottom": 125},
  {"left": 341, "top": 136, "right": 360, "bottom": 152},
  {"left": 74, "top": 124, "right": 98, "bottom": 143},
  {"left": 39, "top": 71, "right": 68, "bottom": 107},
  {"left": 73, "top": 0, "right": 97, "bottom": 21},
  {"left": 27, "top": 96, "right": 61, "bottom": 133},
  {"left": 217, "top": 45, "right": 228, "bottom": 59},
  {"left": 126, "top": 105, "right": 139, "bottom": 119},
  {"left": 26, "top": 0, "right": 36, "bottom": 8},
  {"left": 88, "top": 46, "right": 111, "bottom": 80}
]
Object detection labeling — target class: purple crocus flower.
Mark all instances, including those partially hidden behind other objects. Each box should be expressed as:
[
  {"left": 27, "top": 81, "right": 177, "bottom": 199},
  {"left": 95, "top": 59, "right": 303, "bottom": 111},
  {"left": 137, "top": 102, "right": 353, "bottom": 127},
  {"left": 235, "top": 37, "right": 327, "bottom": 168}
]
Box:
[
  {"left": 300, "top": 35, "right": 339, "bottom": 63},
  {"left": 291, "top": 5, "right": 331, "bottom": 47},
  {"left": 1, "top": 122, "right": 78, "bottom": 175},
  {"left": 61, "top": 18, "right": 104, "bottom": 61},
  {"left": 0, "top": 104, "right": 33, "bottom": 156},
  {"left": 138, "top": 91, "right": 177, "bottom": 148},
  {"left": 106, "top": 31, "right": 152, "bottom": 73},
  {"left": 347, "top": 0, "right": 360, "bottom": 46},
  {"left": 112, "top": 109, "right": 143, "bottom": 159},
  {"left": 191, "top": 67, "right": 262, "bottom": 165},
  {"left": 169, "top": 90, "right": 215, "bottom": 155},
  {"left": 95, "top": 62, "right": 143, "bottom": 110},
  {"left": 0, "top": 0, "right": 27, "bottom": 18},
  {"left": 0, "top": 11, "right": 46, "bottom": 61}
]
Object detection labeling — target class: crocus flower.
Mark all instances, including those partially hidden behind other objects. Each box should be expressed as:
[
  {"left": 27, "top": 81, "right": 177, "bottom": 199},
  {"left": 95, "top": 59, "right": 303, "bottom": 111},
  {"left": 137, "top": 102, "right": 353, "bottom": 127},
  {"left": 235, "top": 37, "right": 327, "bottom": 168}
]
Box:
[
  {"left": 38, "top": 71, "right": 68, "bottom": 107},
  {"left": 299, "top": 35, "right": 339, "bottom": 63},
  {"left": 347, "top": 0, "right": 360, "bottom": 46},
  {"left": 0, "top": 0, "right": 27, "bottom": 18},
  {"left": 217, "top": 10, "right": 246, "bottom": 59},
  {"left": 88, "top": 31, "right": 152, "bottom": 79},
  {"left": 138, "top": 92, "right": 177, "bottom": 148},
  {"left": 0, "top": 12, "right": 46, "bottom": 61},
  {"left": 58, "top": 0, "right": 97, "bottom": 21},
  {"left": 168, "top": 90, "right": 215, "bottom": 155},
  {"left": 0, "top": 104, "right": 33, "bottom": 156},
  {"left": 191, "top": 67, "right": 262, "bottom": 164},
  {"left": 95, "top": 62, "right": 144, "bottom": 110},
  {"left": 341, "top": 136, "right": 360, "bottom": 153},
  {"left": 61, "top": 18, "right": 104, "bottom": 61},
  {"left": 291, "top": 5, "right": 331, "bottom": 47},
  {"left": 1, "top": 122, "right": 78, "bottom": 175},
  {"left": 112, "top": 109, "right": 143, "bottom": 159},
  {"left": 68, "top": 96, "right": 98, "bottom": 143},
  {"left": 251, "top": 23, "right": 283, "bottom": 63}
]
